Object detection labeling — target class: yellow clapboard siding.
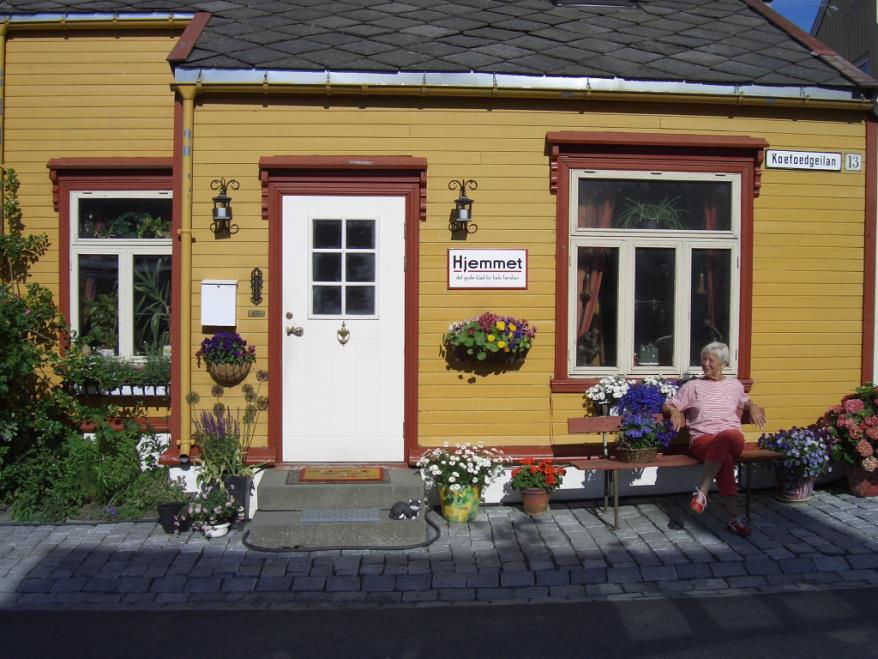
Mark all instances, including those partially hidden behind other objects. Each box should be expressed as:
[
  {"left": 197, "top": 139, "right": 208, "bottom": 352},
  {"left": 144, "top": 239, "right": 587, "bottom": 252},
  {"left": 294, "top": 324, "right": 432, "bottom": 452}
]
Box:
[{"left": 753, "top": 270, "right": 862, "bottom": 284}]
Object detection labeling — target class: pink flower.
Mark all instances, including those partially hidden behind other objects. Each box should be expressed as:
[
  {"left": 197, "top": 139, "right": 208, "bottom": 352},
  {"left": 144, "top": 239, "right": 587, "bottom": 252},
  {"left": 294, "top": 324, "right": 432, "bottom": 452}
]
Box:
[
  {"left": 857, "top": 439, "right": 875, "bottom": 457},
  {"left": 844, "top": 398, "right": 865, "bottom": 413},
  {"left": 829, "top": 405, "right": 844, "bottom": 415},
  {"left": 867, "top": 427, "right": 878, "bottom": 441},
  {"left": 862, "top": 456, "right": 878, "bottom": 472},
  {"left": 850, "top": 425, "right": 865, "bottom": 439}
]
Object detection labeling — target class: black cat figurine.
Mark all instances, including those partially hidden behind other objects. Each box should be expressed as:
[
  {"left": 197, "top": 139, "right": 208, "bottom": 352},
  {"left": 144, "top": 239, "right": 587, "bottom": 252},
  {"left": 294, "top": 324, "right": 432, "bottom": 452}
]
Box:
[{"left": 389, "top": 499, "right": 422, "bottom": 520}]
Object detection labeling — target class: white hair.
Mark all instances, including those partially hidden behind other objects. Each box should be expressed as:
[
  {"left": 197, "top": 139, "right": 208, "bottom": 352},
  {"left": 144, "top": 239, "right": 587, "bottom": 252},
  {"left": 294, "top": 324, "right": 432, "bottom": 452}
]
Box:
[{"left": 700, "top": 341, "right": 730, "bottom": 366}]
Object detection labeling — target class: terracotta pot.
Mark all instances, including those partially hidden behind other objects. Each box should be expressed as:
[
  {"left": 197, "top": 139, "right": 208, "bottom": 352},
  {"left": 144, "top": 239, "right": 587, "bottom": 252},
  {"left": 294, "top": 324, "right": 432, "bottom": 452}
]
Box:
[
  {"left": 775, "top": 471, "right": 815, "bottom": 502},
  {"left": 438, "top": 485, "right": 481, "bottom": 522},
  {"left": 521, "top": 488, "right": 550, "bottom": 515},
  {"left": 207, "top": 361, "right": 251, "bottom": 387},
  {"left": 847, "top": 464, "right": 878, "bottom": 497}
]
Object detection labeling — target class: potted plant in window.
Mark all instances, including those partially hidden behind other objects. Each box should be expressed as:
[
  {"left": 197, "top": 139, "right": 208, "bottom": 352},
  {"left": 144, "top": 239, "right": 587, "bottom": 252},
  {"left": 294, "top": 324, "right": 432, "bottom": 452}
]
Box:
[
  {"left": 443, "top": 311, "right": 536, "bottom": 363},
  {"left": 823, "top": 384, "right": 878, "bottom": 497},
  {"left": 615, "top": 382, "right": 675, "bottom": 462},
  {"left": 509, "top": 458, "right": 566, "bottom": 515},
  {"left": 619, "top": 196, "right": 686, "bottom": 230},
  {"left": 758, "top": 425, "right": 832, "bottom": 502},
  {"left": 197, "top": 331, "right": 256, "bottom": 387}
]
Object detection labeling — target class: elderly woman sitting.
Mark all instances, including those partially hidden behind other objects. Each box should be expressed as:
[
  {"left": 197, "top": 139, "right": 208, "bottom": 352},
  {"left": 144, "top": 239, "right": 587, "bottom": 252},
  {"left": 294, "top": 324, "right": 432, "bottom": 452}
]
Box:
[{"left": 662, "top": 341, "right": 766, "bottom": 537}]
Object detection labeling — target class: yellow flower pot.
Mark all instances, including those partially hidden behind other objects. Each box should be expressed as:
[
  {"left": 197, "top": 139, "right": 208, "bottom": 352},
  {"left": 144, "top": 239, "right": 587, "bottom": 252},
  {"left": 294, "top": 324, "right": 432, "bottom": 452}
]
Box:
[{"left": 438, "top": 485, "right": 481, "bottom": 522}]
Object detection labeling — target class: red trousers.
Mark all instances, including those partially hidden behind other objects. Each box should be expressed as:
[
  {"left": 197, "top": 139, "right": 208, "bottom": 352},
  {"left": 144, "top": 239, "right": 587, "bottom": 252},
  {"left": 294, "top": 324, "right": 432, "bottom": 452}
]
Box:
[{"left": 689, "top": 429, "right": 744, "bottom": 497}]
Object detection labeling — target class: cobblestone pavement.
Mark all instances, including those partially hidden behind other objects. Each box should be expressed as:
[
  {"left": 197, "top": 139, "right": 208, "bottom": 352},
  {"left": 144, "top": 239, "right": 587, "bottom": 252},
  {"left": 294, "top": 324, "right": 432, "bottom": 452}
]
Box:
[{"left": 2, "top": 488, "right": 877, "bottom": 610}]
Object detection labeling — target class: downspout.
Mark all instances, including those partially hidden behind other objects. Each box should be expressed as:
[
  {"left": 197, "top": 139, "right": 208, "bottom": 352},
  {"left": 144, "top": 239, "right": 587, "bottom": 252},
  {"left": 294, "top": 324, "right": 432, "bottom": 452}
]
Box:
[
  {"left": 0, "top": 21, "right": 7, "bottom": 235},
  {"left": 177, "top": 84, "right": 196, "bottom": 458}
]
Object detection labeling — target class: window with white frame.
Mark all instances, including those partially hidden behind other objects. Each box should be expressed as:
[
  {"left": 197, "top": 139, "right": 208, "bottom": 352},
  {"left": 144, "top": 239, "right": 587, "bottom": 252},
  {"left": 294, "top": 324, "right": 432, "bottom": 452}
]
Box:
[
  {"left": 569, "top": 170, "right": 740, "bottom": 376},
  {"left": 70, "top": 191, "right": 172, "bottom": 358}
]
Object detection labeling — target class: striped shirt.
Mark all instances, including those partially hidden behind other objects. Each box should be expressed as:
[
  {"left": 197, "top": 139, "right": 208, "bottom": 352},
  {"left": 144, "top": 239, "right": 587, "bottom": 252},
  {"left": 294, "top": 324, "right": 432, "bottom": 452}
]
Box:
[{"left": 668, "top": 378, "right": 748, "bottom": 441}]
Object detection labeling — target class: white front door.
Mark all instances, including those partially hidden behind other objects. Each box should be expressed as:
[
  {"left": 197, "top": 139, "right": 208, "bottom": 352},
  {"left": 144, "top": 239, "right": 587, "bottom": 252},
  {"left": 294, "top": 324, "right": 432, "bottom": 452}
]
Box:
[{"left": 281, "top": 195, "right": 405, "bottom": 462}]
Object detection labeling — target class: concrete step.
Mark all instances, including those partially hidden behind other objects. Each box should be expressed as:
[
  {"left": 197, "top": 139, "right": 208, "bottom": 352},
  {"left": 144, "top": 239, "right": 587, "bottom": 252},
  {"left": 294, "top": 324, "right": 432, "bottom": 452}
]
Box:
[
  {"left": 257, "top": 467, "right": 424, "bottom": 511},
  {"left": 246, "top": 509, "right": 429, "bottom": 550}
]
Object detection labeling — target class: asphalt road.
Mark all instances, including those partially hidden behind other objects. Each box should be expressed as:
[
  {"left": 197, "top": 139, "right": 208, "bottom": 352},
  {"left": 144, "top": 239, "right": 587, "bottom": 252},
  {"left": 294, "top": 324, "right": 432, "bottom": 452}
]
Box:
[{"left": 4, "top": 586, "right": 878, "bottom": 659}]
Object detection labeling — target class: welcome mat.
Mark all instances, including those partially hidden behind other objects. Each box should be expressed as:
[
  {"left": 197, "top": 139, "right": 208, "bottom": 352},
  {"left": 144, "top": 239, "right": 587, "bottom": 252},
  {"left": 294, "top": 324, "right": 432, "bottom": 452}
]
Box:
[{"left": 292, "top": 467, "right": 386, "bottom": 483}]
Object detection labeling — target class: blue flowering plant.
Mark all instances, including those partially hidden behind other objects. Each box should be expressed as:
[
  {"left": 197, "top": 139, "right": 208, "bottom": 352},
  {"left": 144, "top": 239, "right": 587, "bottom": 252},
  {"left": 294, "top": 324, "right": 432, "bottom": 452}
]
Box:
[
  {"left": 196, "top": 331, "right": 256, "bottom": 367},
  {"left": 758, "top": 425, "right": 833, "bottom": 479},
  {"left": 616, "top": 382, "right": 675, "bottom": 449}
]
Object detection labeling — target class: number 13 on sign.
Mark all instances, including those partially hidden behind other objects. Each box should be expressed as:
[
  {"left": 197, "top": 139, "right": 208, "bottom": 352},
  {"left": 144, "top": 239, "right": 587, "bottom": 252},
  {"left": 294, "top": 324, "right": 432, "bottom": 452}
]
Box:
[{"left": 845, "top": 153, "right": 862, "bottom": 172}]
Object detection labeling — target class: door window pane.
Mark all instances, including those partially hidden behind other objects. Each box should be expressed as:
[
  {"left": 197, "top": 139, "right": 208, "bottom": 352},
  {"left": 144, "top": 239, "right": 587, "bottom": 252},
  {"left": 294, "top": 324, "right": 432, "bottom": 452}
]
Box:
[
  {"left": 575, "top": 247, "right": 618, "bottom": 367},
  {"left": 313, "top": 220, "right": 342, "bottom": 248},
  {"left": 346, "top": 253, "right": 375, "bottom": 283},
  {"left": 346, "top": 286, "right": 375, "bottom": 315},
  {"left": 690, "top": 249, "right": 732, "bottom": 366},
  {"left": 313, "top": 286, "right": 342, "bottom": 315},
  {"left": 346, "top": 220, "right": 375, "bottom": 249},
  {"left": 78, "top": 197, "right": 171, "bottom": 239},
  {"left": 577, "top": 179, "right": 731, "bottom": 231},
  {"left": 133, "top": 255, "right": 171, "bottom": 356},
  {"left": 634, "top": 248, "right": 675, "bottom": 367},
  {"left": 313, "top": 253, "right": 341, "bottom": 282},
  {"left": 79, "top": 254, "right": 119, "bottom": 354}
]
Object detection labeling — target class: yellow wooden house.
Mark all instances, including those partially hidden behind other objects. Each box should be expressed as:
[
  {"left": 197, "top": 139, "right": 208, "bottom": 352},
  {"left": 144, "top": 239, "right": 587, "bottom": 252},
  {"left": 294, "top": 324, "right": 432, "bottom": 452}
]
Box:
[{"left": 2, "top": 0, "right": 876, "bottom": 487}]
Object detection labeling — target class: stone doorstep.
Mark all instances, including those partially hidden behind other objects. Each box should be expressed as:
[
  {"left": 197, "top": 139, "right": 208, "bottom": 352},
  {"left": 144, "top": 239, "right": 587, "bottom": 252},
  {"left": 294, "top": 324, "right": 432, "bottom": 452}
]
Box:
[
  {"left": 257, "top": 467, "right": 425, "bottom": 511},
  {"left": 246, "top": 510, "right": 429, "bottom": 550}
]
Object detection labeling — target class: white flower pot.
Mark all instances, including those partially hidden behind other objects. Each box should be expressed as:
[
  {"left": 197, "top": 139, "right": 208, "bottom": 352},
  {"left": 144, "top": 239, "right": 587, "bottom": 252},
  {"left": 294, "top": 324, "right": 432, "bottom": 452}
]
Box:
[{"left": 203, "top": 522, "right": 230, "bottom": 538}]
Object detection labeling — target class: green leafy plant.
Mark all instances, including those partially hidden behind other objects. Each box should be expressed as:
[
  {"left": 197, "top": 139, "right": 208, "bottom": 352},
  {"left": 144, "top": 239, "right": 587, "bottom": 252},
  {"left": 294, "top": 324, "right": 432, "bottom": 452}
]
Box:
[
  {"left": 619, "top": 196, "right": 685, "bottom": 230},
  {"left": 82, "top": 292, "right": 118, "bottom": 351},
  {"left": 509, "top": 458, "right": 566, "bottom": 493},
  {"left": 133, "top": 256, "right": 170, "bottom": 355}
]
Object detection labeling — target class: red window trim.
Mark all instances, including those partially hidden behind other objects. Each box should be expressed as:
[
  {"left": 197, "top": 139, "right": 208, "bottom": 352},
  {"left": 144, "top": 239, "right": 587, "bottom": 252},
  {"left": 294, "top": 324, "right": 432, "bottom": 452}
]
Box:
[
  {"left": 546, "top": 132, "right": 767, "bottom": 393},
  {"left": 47, "top": 157, "right": 173, "bottom": 326}
]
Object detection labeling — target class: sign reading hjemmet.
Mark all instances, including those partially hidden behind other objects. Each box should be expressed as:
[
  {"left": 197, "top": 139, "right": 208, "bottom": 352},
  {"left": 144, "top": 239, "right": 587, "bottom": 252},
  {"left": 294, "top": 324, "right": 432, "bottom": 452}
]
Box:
[
  {"left": 448, "top": 249, "right": 527, "bottom": 289},
  {"left": 765, "top": 150, "right": 841, "bottom": 171}
]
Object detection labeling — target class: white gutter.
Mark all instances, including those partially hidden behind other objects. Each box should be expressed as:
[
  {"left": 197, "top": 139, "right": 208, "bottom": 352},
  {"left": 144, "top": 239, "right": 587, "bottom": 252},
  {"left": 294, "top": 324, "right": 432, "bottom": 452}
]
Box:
[
  {"left": 174, "top": 67, "right": 869, "bottom": 103},
  {"left": 1, "top": 13, "right": 195, "bottom": 23}
]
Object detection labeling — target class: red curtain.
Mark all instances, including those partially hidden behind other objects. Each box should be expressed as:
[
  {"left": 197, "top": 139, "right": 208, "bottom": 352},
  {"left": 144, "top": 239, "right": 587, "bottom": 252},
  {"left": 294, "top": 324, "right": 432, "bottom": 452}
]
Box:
[{"left": 576, "top": 194, "right": 614, "bottom": 342}]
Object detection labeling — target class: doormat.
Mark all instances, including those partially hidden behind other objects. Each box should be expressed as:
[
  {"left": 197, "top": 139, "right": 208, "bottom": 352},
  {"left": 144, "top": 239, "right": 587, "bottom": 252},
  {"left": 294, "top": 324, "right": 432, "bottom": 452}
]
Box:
[{"left": 293, "top": 467, "right": 386, "bottom": 483}]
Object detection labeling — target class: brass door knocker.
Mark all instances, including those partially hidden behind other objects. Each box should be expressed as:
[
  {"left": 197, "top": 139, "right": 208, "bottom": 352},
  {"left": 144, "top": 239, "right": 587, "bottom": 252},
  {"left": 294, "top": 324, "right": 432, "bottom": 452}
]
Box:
[{"left": 337, "top": 322, "right": 350, "bottom": 345}]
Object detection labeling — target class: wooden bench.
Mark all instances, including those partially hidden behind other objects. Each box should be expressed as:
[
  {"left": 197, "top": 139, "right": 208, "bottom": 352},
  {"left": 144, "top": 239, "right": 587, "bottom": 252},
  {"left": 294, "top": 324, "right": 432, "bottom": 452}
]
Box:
[{"left": 567, "top": 416, "right": 782, "bottom": 529}]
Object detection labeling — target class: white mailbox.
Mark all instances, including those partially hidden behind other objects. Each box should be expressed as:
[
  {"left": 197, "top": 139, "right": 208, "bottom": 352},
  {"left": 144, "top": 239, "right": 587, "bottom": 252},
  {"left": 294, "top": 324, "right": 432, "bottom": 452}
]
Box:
[{"left": 201, "top": 280, "right": 238, "bottom": 327}]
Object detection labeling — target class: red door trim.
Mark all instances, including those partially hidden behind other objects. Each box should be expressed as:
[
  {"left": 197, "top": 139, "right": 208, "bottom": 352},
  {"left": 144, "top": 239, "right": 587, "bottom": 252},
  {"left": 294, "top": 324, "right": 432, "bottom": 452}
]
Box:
[{"left": 260, "top": 157, "right": 427, "bottom": 464}]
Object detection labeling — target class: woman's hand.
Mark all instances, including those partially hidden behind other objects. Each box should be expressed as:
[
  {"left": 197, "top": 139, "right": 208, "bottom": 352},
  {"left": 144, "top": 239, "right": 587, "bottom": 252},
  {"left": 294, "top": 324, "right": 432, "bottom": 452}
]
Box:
[
  {"left": 663, "top": 404, "right": 686, "bottom": 432},
  {"left": 748, "top": 402, "right": 767, "bottom": 430}
]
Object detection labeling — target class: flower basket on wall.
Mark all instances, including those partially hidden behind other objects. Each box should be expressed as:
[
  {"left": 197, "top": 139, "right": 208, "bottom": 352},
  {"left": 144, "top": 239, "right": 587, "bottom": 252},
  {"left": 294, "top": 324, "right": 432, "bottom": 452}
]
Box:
[
  {"left": 443, "top": 311, "right": 536, "bottom": 363},
  {"left": 207, "top": 361, "right": 251, "bottom": 387},
  {"left": 198, "top": 331, "right": 256, "bottom": 387}
]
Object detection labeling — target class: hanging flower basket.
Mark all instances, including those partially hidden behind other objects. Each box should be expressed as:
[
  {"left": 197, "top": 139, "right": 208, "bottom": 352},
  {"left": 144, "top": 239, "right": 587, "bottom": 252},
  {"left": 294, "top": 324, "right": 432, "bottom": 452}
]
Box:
[
  {"left": 443, "top": 311, "right": 536, "bottom": 363},
  {"left": 207, "top": 361, "right": 251, "bottom": 387}
]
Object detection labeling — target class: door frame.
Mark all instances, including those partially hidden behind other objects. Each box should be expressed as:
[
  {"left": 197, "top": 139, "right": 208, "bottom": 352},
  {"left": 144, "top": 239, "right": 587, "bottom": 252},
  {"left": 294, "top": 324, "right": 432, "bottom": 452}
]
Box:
[{"left": 260, "top": 156, "right": 427, "bottom": 464}]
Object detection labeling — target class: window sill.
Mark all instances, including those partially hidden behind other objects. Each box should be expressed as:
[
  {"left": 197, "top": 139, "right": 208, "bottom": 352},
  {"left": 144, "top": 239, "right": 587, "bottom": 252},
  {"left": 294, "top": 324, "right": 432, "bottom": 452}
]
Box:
[{"left": 551, "top": 377, "right": 753, "bottom": 393}]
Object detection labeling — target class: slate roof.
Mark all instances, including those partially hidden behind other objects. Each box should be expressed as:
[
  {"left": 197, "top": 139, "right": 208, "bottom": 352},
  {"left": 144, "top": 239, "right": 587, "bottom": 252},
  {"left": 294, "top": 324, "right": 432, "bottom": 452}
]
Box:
[{"left": 0, "top": 0, "right": 872, "bottom": 92}]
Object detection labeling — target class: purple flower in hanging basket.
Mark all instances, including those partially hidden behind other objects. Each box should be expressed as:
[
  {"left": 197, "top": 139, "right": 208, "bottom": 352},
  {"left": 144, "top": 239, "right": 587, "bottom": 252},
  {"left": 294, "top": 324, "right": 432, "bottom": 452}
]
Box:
[{"left": 196, "top": 331, "right": 257, "bottom": 367}]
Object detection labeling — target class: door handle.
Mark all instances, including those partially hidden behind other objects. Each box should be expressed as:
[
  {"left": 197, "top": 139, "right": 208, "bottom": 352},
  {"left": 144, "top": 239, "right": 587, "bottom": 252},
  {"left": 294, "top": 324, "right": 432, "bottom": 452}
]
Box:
[{"left": 286, "top": 326, "right": 304, "bottom": 337}]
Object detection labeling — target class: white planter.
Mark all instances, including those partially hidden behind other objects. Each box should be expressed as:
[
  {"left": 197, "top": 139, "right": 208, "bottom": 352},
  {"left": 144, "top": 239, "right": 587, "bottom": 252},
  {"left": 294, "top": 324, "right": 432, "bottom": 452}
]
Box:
[{"left": 203, "top": 522, "right": 230, "bottom": 538}]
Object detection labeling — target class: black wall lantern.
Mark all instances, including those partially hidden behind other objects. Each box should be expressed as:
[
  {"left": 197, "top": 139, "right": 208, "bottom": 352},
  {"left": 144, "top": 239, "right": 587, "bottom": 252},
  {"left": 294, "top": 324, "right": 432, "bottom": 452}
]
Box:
[
  {"left": 448, "top": 178, "right": 478, "bottom": 234},
  {"left": 210, "top": 177, "right": 240, "bottom": 235}
]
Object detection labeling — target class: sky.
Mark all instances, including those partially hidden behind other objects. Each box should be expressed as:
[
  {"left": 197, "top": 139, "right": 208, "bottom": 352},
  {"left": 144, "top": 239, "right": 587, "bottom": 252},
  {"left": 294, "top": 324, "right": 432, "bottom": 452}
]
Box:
[{"left": 769, "top": 0, "right": 822, "bottom": 31}]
